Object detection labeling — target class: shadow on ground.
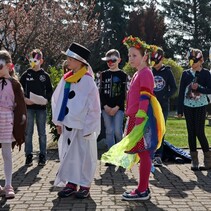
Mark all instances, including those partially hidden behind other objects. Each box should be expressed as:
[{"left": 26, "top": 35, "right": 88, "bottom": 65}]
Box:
[
  {"left": 51, "top": 196, "right": 97, "bottom": 211},
  {"left": 152, "top": 165, "right": 196, "bottom": 198},
  {"left": 12, "top": 165, "right": 43, "bottom": 194},
  {"left": 0, "top": 197, "right": 9, "bottom": 210},
  {"left": 194, "top": 170, "right": 211, "bottom": 193}
]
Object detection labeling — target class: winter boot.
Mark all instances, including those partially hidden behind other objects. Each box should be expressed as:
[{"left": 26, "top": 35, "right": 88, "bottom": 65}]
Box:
[
  {"left": 199, "top": 151, "right": 211, "bottom": 171},
  {"left": 190, "top": 151, "right": 199, "bottom": 171}
]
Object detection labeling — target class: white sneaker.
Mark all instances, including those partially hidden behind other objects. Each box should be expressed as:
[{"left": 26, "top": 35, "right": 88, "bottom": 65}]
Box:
[{"left": 4, "top": 185, "right": 15, "bottom": 199}]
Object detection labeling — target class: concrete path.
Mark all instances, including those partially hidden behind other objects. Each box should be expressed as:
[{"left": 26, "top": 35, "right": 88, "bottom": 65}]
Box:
[{"left": 0, "top": 127, "right": 211, "bottom": 211}]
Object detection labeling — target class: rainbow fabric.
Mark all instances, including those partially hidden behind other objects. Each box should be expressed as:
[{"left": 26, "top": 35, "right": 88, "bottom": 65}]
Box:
[
  {"left": 101, "top": 91, "right": 166, "bottom": 169},
  {"left": 57, "top": 67, "right": 87, "bottom": 121},
  {"left": 57, "top": 82, "right": 71, "bottom": 121}
]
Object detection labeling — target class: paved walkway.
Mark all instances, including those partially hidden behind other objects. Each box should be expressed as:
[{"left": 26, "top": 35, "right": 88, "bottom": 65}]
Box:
[{"left": 1, "top": 127, "right": 211, "bottom": 211}]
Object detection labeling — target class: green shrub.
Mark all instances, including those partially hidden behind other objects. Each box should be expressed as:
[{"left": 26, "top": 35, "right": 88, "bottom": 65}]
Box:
[{"left": 123, "top": 62, "right": 136, "bottom": 77}]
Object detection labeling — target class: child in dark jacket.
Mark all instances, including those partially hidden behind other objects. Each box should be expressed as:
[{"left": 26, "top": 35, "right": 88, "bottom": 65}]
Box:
[
  {"left": 177, "top": 48, "right": 211, "bottom": 171},
  {"left": 20, "top": 49, "right": 53, "bottom": 166},
  {"left": 151, "top": 47, "right": 177, "bottom": 166}
]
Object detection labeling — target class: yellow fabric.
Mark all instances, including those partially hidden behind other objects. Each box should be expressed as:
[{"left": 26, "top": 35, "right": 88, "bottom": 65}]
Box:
[
  {"left": 65, "top": 66, "right": 87, "bottom": 83},
  {"left": 140, "top": 91, "right": 166, "bottom": 149},
  {"left": 101, "top": 110, "right": 148, "bottom": 169},
  {"left": 101, "top": 90, "right": 166, "bottom": 169}
]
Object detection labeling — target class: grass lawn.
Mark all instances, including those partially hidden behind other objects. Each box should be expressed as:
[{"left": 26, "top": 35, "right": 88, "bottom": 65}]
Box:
[
  {"left": 165, "top": 116, "right": 211, "bottom": 148},
  {"left": 48, "top": 116, "right": 211, "bottom": 150}
]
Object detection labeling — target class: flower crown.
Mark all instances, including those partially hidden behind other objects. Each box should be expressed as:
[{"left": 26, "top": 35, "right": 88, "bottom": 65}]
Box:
[
  {"left": 150, "top": 45, "right": 159, "bottom": 55},
  {"left": 123, "top": 35, "right": 158, "bottom": 54}
]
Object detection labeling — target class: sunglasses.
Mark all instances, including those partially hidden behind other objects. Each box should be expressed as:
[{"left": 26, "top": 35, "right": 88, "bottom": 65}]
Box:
[{"left": 107, "top": 59, "right": 117, "bottom": 64}]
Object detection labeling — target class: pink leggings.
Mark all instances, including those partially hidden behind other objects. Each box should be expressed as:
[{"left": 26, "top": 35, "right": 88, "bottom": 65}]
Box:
[
  {"left": 137, "top": 150, "right": 151, "bottom": 192},
  {"left": 126, "top": 116, "right": 151, "bottom": 192}
]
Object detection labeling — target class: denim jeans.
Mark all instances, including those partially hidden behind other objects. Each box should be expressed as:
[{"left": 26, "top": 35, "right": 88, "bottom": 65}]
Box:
[
  {"left": 102, "top": 110, "right": 124, "bottom": 149},
  {"left": 25, "top": 109, "right": 47, "bottom": 156}
]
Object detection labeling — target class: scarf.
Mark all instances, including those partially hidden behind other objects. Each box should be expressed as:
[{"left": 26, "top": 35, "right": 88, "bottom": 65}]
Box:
[{"left": 57, "top": 66, "right": 88, "bottom": 121}]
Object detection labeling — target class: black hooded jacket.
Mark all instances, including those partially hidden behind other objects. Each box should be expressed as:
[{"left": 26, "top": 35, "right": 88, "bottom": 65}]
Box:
[{"left": 152, "top": 65, "right": 177, "bottom": 109}]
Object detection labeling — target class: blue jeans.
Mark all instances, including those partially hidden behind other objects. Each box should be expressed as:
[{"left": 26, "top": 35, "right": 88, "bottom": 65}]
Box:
[
  {"left": 102, "top": 110, "right": 124, "bottom": 149},
  {"left": 25, "top": 109, "right": 47, "bottom": 156}
]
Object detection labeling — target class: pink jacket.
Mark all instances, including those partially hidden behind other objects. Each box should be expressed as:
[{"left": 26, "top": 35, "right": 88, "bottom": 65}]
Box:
[{"left": 126, "top": 67, "right": 154, "bottom": 117}]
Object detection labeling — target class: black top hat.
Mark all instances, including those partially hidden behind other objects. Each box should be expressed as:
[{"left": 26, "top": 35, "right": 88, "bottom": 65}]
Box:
[{"left": 62, "top": 42, "right": 90, "bottom": 65}]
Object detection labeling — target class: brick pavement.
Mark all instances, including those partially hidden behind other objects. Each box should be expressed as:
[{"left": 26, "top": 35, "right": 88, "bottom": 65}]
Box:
[{"left": 0, "top": 126, "right": 211, "bottom": 211}]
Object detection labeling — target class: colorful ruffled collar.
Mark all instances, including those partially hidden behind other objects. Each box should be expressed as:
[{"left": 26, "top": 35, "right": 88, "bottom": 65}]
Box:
[{"left": 64, "top": 66, "right": 87, "bottom": 83}]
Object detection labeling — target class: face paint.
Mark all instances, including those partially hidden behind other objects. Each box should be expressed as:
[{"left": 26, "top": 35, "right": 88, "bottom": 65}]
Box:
[
  {"left": 102, "top": 55, "right": 118, "bottom": 64},
  {"left": 151, "top": 52, "right": 163, "bottom": 66},
  {"left": 188, "top": 49, "right": 202, "bottom": 66},
  {"left": 189, "top": 59, "right": 194, "bottom": 66},
  {"left": 29, "top": 58, "right": 40, "bottom": 68},
  {"left": 28, "top": 52, "right": 42, "bottom": 68},
  {"left": 151, "top": 60, "right": 155, "bottom": 67},
  {"left": 107, "top": 58, "right": 117, "bottom": 66},
  {"left": 29, "top": 52, "right": 41, "bottom": 68},
  {"left": 189, "top": 56, "right": 201, "bottom": 66}
]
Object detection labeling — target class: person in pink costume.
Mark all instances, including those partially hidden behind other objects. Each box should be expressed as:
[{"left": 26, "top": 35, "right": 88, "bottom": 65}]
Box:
[
  {"left": 101, "top": 37, "right": 165, "bottom": 201},
  {"left": 122, "top": 36, "right": 158, "bottom": 201}
]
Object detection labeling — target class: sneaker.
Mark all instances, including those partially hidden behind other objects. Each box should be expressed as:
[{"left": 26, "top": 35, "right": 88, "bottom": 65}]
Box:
[
  {"left": 4, "top": 185, "right": 15, "bottom": 199},
  {"left": 123, "top": 188, "right": 151, "bottom": 196},
  {"left": 75, "top": 187, "right": 90, "bottom": 199},
  {"left": 58, "top": 183, "right": 77, "bottom": 198},
  {"left": 25, "top": 154, "right": 33, "bottom": 166},
  {"left": 0, "top": 186, "right": 5, "bottom": 197},
  {"left": 38, "top": 154, "right": 46, "bottom": 166},
  {"left": 153, "top": 157, "right": 163, "bottom": 167},
  {"left": 122, "top": 189, "right": 150, "bottom": 201}
]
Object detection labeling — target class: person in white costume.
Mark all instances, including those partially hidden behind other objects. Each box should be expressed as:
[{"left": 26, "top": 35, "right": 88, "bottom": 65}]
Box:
[{"left": 51, "top": 42, "right": 101, "bottom": 199}]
